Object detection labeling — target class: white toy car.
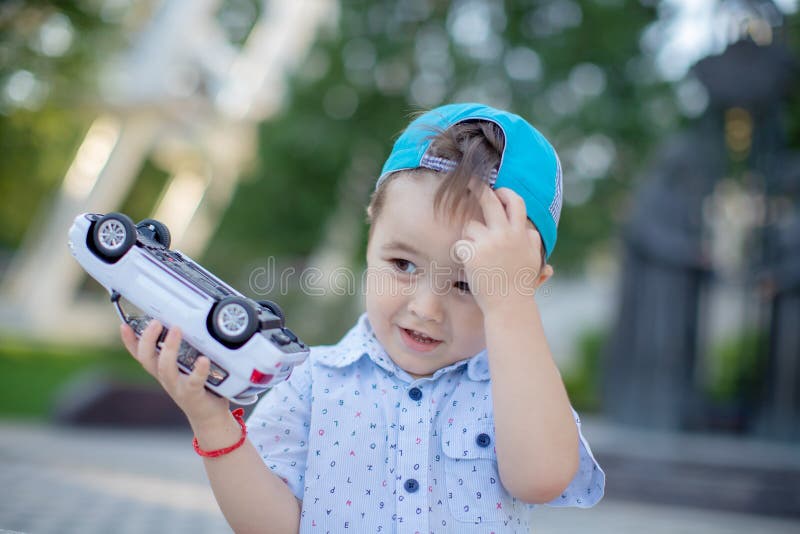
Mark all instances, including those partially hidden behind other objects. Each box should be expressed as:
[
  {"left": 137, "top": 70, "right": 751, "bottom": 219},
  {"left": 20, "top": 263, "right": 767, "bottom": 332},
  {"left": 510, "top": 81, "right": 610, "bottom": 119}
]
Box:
[{"left": 67, "top": 212, "right": 309, "bottom": 405}]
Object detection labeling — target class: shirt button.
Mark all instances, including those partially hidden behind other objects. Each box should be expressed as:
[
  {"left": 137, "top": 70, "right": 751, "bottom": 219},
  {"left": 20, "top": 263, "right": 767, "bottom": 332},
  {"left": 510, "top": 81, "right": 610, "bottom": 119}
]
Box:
[
  {"left": 404, "top": 478, "right": 419, "bottom": 493},
  {"left": 408, "top": 387, "right": 422, "bottom": 401},
  {"left": 476, "top": 433, "right": 491, "bottom": 448}
]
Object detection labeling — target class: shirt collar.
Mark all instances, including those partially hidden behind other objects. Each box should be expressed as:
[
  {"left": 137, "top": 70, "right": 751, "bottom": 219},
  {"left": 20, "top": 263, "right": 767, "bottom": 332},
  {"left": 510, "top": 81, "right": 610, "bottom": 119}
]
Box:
[{"left": 315, "top": 314, "right": 491, "bottom": 382}]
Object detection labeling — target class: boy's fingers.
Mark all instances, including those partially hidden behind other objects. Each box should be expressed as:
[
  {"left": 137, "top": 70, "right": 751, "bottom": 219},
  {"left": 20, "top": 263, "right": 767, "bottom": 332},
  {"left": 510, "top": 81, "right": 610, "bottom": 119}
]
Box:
[
  {"left": 136, "top": 320, "right": 162, "bottom": 372},
  {"left": 187, "top": 356, "right": 210, "bottom": 390},
  {"left": 120, "top": 324, "right": 138, "bottom": 356},
  {"left": 477, "top": 185, "right": 507, "bottom": 229},
  {"left": 456, "top": 219, "right": 489, "bottom": 245},
  {"left": 527, "top": 227, "right": 544, "bottom": 251},
  {"left": 494, "top": 188, "right": 527, "bottom": 229},
  {"left": 120, "top": 324, "right": 159, "bottom": 377},
  {"left": 157, "top": 326, "right": 182, "bottom": 384}
]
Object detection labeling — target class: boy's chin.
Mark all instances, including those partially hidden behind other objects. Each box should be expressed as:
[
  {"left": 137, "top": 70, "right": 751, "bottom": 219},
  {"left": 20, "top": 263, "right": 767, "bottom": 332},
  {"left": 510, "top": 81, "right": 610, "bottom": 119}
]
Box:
[
  {"left": 404, "top": 369, "right": 434, "bottom": 380},
  {"left": 396, "top": 361, "right": 435, "bottom": 379},
  {"left": 387, "top": 349, "right": 439, "bottom": 378}
]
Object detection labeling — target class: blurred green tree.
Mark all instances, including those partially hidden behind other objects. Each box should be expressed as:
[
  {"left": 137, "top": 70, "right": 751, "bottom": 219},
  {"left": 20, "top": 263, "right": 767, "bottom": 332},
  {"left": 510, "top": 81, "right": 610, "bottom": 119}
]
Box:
[
  {"left": 0, "top": 2, "right": 122, "bottom": 250},
  {"left": 205, "top": 0, "right": 677, "bottom": 281},
  {"left": 12, "top": 0, "right": 794, "bottom": 285}
]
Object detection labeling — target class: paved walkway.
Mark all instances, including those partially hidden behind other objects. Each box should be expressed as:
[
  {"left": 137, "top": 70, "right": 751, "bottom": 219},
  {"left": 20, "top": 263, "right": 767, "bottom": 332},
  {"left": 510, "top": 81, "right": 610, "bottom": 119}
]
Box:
[{"left": 1, "top": 419, "right": 799, "bottom": 534}]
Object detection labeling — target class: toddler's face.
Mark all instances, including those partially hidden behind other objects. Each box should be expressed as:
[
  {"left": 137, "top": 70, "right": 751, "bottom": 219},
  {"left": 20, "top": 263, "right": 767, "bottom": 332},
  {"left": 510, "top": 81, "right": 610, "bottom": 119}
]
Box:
[{"left": 365, "top": 172, "right": 485, "bottom": 378}]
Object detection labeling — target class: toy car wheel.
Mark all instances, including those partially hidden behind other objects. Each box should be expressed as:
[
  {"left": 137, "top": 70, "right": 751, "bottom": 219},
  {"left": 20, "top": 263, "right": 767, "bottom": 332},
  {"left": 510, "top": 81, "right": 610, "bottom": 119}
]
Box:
[
  {"left": 137, "top": 218, "right": 171, "bottom": 248},
  {"left": 257, "top": 300, "right": 285, "bottom": 327},
  {"left": 211, "top": 297, "right": 258, "bottom": 345},
  {"left": 92, "top": 213, "right": 136, "bottom": 261}
]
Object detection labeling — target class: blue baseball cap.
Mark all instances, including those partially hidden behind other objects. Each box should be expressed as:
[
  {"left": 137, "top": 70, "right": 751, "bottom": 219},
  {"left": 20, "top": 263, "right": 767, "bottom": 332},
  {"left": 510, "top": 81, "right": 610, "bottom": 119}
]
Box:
[{"left": 377, "top": 103, "right": 563, "bottom": 260}]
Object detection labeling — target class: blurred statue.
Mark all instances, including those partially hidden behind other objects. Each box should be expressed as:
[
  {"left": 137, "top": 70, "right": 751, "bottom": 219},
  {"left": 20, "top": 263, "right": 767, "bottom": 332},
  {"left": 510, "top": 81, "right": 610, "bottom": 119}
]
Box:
[
  {"left": 602, "top": 122, "right": 719, "bottom": 430},
  {"left": 604, "top": 20, "right": 799, "bottom": 438}
]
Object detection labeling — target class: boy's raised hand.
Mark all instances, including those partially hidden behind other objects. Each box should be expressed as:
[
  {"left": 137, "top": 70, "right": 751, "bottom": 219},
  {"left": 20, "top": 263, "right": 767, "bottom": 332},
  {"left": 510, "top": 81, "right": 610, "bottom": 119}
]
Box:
[
  {"left": 458, "top": 185, "right": 547, "bottom": 312},
  {"left": 120, "top": 321, "right": 230, "bottom": 425}
]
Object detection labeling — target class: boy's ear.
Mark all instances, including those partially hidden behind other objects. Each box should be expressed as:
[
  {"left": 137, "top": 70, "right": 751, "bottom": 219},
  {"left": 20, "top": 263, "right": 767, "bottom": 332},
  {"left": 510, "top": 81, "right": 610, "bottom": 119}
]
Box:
[{"left": 535, "top": 264, "right": 554, "bottom": 290}]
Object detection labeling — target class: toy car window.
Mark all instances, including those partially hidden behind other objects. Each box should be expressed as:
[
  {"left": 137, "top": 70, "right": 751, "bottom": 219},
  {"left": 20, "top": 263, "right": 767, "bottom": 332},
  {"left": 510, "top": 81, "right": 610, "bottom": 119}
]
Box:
[{"left": 149, "top": 249, "right": 233, "bottom": 300}]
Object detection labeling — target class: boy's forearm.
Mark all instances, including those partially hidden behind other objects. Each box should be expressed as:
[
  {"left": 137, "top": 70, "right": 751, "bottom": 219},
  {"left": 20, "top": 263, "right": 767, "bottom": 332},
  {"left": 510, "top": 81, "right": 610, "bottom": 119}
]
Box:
[
  {"left": 483, "top": 299, "right": 579, "bottom": 503},
  {"left": 192, "top": 414, "right": 301, "bottom": 533}
]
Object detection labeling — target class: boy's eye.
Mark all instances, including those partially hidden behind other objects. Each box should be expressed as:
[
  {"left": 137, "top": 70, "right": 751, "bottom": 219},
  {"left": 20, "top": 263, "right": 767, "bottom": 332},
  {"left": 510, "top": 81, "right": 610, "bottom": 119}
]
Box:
[
  {"left": 391, "top": 259, "right": 417, "bottom": 274},
  {"left": 454, "top": 280, "right": 471, "bottom": 293}
]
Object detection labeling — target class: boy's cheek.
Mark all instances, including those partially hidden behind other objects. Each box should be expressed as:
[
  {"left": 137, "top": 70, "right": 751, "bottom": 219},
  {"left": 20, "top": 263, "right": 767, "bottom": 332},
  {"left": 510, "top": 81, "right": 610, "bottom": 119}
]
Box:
[
  {"left": 364, "top": 267, "right": 398, "bottom": 300},
  {"left": 452, "top": 301, "right": 487, "bottom": 353}
]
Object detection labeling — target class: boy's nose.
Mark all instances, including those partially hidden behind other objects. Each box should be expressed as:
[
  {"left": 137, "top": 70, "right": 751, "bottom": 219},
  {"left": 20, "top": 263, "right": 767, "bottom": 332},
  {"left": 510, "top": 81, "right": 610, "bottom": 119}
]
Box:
[{"left": 408, "top": 285, "right": 443, "bottom": 323}]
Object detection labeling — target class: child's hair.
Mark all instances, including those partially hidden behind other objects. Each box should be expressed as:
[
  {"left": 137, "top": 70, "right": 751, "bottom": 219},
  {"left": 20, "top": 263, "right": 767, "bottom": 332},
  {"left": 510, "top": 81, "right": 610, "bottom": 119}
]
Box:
[{"left": 367, "top": 119, "right": 505, "bottom": 227}]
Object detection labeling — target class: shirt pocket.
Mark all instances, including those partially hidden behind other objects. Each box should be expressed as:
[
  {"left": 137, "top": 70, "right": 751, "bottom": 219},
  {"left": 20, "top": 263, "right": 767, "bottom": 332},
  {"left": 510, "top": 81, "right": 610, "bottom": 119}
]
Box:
[{"left": 441, "top": 421, "right": 507, "bottom": 524}]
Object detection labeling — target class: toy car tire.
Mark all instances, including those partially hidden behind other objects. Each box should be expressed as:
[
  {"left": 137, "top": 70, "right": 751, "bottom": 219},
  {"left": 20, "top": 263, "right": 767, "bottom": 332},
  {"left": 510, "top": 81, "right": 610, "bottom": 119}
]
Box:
[
  {"left": 137, "top": 218, "right": 171, "bottom": 248},
  {"left": 257, "top": 300, "right": 285, "bottom": 327},
  {"left": 92, "top": 213, "right": 136, "bottom": 261},
  {"left": 210, "top": 297, "right": 258, "bottom": 345}
]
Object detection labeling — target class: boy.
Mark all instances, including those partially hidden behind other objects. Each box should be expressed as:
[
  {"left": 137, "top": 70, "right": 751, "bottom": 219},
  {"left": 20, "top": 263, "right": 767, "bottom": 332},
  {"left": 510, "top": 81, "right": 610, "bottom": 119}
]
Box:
[{"left": 122, "top": 103, "right": 604, "bottom": 533}]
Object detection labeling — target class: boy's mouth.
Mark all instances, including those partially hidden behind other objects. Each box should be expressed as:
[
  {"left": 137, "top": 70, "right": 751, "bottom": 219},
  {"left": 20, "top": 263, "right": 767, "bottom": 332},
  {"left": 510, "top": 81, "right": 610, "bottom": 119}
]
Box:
[{"left": 399, "top": 327, "right": 442, "bottom": 352}]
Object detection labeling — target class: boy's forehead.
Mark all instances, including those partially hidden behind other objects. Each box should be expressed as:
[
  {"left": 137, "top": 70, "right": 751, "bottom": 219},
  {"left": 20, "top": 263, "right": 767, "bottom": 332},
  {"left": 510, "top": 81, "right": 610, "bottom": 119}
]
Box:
[
  {"left": 375, "top": 176, "right": 468, "bottom": 262},
  {"left": 384, "top": 171, "right": 486, "bottom": 224},
  {"left": 382, "top": 171, "right": 545, "bottom": 229}
]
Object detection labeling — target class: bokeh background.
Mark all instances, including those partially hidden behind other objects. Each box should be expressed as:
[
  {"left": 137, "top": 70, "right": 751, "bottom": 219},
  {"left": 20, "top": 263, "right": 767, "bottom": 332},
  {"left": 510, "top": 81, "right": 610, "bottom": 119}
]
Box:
[{"left": 1, "top": 1, "right": 799, "bottom": 533}]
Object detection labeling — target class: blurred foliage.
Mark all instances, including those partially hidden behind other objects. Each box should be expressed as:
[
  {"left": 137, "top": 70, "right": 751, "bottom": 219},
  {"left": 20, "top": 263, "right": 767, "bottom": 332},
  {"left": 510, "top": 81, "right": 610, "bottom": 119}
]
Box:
[
  {"left": 784, "top": 12, "right": 800, "bottom": 149},
  {"left": 0, "top": 340, "right": 151, "bottom": 419},
  {"left": 117, "top": 158, "right": 170, "bottom": 222},
  {"left": 206, "top": 0, "right": 677, "bottom": 278},
  {"left": 2, "top": 1, "right": 799, "bottom": 270},
  {"left": 563, "top": 327, "right": 606, "bottom": 412},
  {"left": 0, "top": 105, "right": 90, "bottom": 248},
  {"left": 2, "top": 2, "right": 799, "bottom": 399},
  {"left": 565, "top": 326, "right": 774, "bottom": 415},
  {"left": 707, "top": 328, "right": 768, "bottom": 402},
  {"left": 0, "top": 1, "right": 124, "bottom": 250}
]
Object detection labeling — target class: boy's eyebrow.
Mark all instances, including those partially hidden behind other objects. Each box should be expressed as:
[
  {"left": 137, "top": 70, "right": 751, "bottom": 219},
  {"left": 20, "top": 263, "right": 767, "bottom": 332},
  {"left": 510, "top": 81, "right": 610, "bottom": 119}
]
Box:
[{"left": 382, "top": 240, "right": 423, "bottom": 257}]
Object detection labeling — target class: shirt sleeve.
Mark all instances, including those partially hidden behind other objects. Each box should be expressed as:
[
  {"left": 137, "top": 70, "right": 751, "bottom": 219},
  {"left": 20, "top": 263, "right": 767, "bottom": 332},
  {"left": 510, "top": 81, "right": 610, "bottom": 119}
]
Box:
[
  {"left": 246, "top": 358, "right": 312, "bottom": 500},
  {"left": 544, "top": 407, "right": 605, "bottom": 508}
]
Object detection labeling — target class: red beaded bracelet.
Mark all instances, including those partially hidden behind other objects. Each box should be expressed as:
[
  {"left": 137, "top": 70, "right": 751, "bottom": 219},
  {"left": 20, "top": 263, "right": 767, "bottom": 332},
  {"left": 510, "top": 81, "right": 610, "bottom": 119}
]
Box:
[{"left": 193, "top": 408, "right": 247, "bottom": 458}]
